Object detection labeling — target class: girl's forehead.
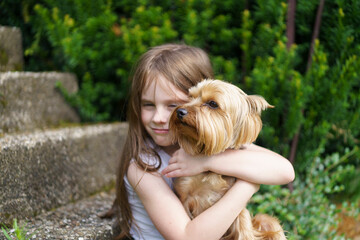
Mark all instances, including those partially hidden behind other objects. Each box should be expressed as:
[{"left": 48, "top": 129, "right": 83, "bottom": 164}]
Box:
[{"left": 143, "top": 75, "right": 188, "bottom": 101}]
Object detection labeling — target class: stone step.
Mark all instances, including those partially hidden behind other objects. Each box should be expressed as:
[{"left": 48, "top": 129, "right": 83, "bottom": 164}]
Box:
[
  {"left": 0, "top": 71, "right": 80, "bottom": 134},
  {"left": 0, "top": 122, "right": 128, "bottom": 226},
  {"left": 0, "top": 26, "right": 23, "bottom": 72},
  {"left": 0, "top": 190, "right": 118, "bottom": 240}
]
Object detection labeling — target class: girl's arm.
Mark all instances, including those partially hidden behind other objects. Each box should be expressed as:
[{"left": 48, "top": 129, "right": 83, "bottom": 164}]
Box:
[
  {"left": 127, "top": 162, "right": 259, "bottom": 240},
  {"left": 161, "top": 144, "right": 295, "bottom": 185}
]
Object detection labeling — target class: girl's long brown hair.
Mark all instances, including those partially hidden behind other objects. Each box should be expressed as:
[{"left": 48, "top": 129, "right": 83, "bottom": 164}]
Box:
[{"left": 114, "top": 43, "right": 214, "bottom": 239}]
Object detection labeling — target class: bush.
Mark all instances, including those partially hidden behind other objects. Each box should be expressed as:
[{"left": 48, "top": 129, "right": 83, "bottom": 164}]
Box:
[
  {"left": 248, "top": 146, "right": 359, "bottom": 239},
  {"left": 243, "top": 0, "right": 360, "bottom": 189},
  {"left": 24, "top": 0, "right": 179, "bottom": 121}
]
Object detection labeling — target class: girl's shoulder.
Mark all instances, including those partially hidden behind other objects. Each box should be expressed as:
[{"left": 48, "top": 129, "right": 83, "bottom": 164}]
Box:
[{"left": 128, "top": 145, "right": 173, "bottom": 188}]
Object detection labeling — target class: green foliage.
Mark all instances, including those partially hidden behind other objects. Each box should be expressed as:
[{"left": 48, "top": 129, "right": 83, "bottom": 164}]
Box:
[
  {"left": 242, "top": 0, "right": 360, "bottom": 185},
  {"left": 25, "top": 0, "right": 178, "bottom": 121},
  {"left": 1, "top": 219, "right": 34, "bottom": 240},
  {"left": 248, "top": 146, "right": 359, "bottom": 239}
]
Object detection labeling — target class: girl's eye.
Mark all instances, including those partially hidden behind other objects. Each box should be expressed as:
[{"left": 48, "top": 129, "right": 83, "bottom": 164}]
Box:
[
  {"left": 142, "top": 103, "right": 154, "bottom": 107},
  {"left": 206, "top": 100, "right": 219, "bottom": 109},
  {"left": 169, "top": 104, "right": 178, "bottom": 108}
]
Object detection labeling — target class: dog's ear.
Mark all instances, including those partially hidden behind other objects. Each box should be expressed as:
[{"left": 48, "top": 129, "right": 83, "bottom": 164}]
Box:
[
  {"left": 247, "top": 95, "right": 274, "bottom": 114},
  {"left": 234, "top": 95, "right": 273, "bottom": 146}
]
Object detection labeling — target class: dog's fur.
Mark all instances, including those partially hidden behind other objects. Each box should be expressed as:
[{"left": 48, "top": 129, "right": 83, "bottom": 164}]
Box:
[{"left": 170, "top": 79, "right": 286, "bottom": 240}]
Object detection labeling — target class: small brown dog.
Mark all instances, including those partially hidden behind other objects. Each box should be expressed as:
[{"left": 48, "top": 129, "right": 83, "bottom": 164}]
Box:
[{"left": 170, "top": 79, "right": 286, "bottom": 240}]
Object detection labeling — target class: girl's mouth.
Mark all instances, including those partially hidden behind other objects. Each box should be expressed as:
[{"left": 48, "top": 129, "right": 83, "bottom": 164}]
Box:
[{"left": 152, "top": 128, "right": 169, "bottom": 134}]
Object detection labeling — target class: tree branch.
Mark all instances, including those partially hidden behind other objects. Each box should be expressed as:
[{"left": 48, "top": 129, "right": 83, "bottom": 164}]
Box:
[
  {"left": 286, "top": 0, "right": 296, "bottom": 49},
  {"left": 289, "top": 0, "right": 325, "bottom": 172},
  {"left": 307, "top": 0, "right": 325, "bottom": 70}
]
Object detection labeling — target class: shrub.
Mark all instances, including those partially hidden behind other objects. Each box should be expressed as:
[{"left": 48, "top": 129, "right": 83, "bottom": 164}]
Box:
[
  {"left": 26, "top": 0, "right": 178, "bottom": 121},
  {"left": 248, "top": 146, "right": 359, "bottom": 239}
]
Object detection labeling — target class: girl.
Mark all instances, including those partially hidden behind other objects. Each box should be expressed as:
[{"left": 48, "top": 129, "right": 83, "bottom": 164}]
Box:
[{"left": 114, "top": 43, "right": 295, "bottom": 240}]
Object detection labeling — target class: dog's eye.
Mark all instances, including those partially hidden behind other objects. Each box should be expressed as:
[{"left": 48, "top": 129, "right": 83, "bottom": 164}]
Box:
[{"left": 206, "top": 100, "right": 219, "bottom": 109}]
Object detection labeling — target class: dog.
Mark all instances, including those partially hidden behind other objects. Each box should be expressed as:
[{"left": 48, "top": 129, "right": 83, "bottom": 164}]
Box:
[{"left": 169, "top": 79, "right": 286, "bottom": 240}]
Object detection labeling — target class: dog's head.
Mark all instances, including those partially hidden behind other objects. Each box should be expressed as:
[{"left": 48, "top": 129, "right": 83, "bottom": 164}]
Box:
[{"left": 170, "top": 79, "right": 273, "bottom": 156}]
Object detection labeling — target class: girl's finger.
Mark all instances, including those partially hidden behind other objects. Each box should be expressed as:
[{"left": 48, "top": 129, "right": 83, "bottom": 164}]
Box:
[
  {"left": 161, "top": 163, "right": 179, "bottom": 175},
  {"left": 164, "top": 169, "right": 182, "bottom": 178},
  {"left": 168, "top": 157, "right": 177, "bottom": 164}
]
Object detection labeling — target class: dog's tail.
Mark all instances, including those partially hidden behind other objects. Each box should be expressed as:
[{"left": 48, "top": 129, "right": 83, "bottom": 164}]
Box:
[{"left": 252, "top": 214, "right": 287, "bottom": 240}]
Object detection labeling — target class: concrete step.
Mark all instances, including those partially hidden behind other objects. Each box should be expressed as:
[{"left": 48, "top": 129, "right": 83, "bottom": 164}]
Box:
[
  {"left": 0, "top": 190, "right": 118, "bottom": 240},
  {"left": 0, "top": 71, "right": 80, "bottom": 134},
  {"left": 0, "top": 122, "right": 128, "bottom": 226},
  {"left": 0, "top": 26, "right": 23, "bottom": 71}
]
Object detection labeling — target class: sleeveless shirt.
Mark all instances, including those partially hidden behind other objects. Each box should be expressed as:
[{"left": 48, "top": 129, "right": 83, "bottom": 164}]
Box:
[{"left": 124, "top": 147, "right": 173, "bottom": 240}]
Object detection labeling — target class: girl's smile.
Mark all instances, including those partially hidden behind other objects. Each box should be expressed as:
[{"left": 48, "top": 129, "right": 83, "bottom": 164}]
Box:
[{"left": 152, "top": 128, "right": 169, "bottom": 134}]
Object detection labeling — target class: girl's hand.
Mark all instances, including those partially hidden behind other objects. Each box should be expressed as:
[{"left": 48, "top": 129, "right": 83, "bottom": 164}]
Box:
[
  {"left": 161, "top": 149, "right": 209, "bottom": 178},
  {"left": 204, "top": 146, "right": 295, "bottom": 185}
]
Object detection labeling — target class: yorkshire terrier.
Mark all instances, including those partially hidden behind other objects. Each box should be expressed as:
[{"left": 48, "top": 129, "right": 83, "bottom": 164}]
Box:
[{"left": 170, "top": 79, "right": 286, "bottom": 240}]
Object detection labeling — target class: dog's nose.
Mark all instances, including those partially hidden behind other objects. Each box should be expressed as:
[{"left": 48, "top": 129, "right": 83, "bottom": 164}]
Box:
[{"left": 176, "top": 108, "right": 188, "bottom": 120}]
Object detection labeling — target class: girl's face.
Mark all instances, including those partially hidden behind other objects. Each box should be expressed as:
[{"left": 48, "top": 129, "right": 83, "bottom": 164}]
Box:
[{"left": 141, "top": 75, "right": 188, "bottom": 155}]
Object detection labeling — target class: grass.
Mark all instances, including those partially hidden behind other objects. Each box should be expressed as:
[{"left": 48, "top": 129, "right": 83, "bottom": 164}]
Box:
[{"left": 1, "top": 219, "right": 34, "bottom": 240}]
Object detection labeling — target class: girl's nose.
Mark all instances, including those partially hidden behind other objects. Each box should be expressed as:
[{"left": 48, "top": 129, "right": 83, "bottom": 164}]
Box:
[{"left": 153, "top": 108, "right": 168, "bottom": 123}]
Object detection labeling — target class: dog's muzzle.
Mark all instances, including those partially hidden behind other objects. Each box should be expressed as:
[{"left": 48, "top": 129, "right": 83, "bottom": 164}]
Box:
[{"left": 176, "top": 108, "right": 188, "bottom": 120}]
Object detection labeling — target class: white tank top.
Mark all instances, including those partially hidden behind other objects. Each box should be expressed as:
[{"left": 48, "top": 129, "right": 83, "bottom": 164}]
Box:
[{"left": 124, "top": 147, "right": 173, "bottom": 240}]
